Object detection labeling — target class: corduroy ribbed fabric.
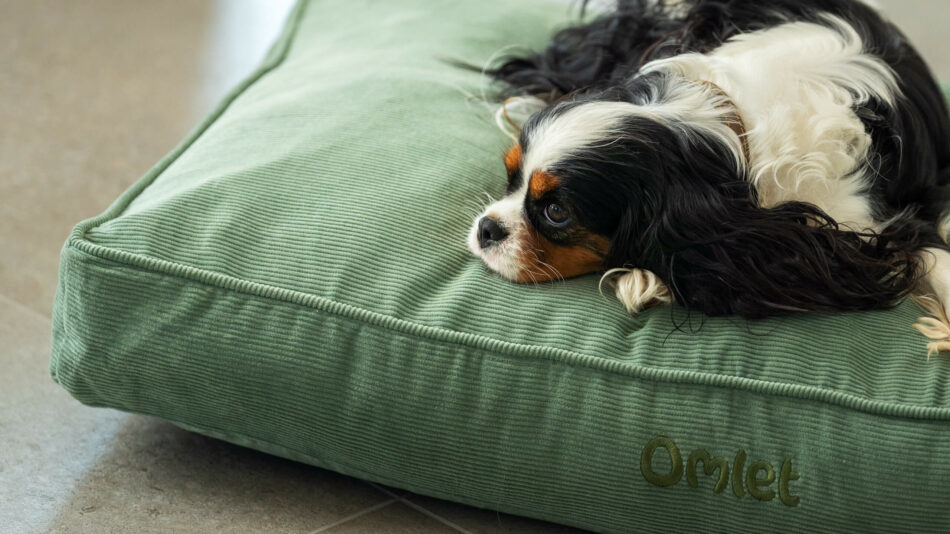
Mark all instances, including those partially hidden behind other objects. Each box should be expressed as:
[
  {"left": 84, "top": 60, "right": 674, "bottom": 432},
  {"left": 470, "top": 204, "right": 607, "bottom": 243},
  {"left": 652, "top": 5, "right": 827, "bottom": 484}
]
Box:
[{"left": 51, "top": 1, "right": 950, "bottom": 532}]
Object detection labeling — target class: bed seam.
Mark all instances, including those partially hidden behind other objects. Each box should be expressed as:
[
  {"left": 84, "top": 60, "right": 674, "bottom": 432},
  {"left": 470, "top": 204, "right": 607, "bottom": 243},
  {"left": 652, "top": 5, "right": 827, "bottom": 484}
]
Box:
[{"left": 64, "top": 240, "right": 950, "bottom": 421}]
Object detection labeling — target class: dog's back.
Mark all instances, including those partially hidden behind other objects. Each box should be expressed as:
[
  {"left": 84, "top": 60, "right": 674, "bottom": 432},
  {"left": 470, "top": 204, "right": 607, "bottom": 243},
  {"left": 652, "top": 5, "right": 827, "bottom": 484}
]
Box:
[{"left": 490, "top": 0, "right": 950, "bottom": 220}]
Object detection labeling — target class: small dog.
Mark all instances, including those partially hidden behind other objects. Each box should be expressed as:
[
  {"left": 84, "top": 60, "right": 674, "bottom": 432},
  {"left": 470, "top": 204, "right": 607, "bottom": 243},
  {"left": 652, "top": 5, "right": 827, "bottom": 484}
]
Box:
[{"left": 467, "top": 0, "right": 950, "bottom": 351}]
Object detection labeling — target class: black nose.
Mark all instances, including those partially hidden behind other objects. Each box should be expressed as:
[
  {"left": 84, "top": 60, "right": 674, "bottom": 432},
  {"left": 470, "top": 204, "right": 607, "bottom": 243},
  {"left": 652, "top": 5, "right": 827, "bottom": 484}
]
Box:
[{"left": 478, "top": 217, "right": 509, "bottom": 249}]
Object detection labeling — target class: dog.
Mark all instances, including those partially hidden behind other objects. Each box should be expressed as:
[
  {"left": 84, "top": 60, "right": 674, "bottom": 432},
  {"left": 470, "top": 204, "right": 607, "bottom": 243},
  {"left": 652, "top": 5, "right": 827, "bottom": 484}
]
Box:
[{"left": 466, "top": 0, "right": 950, "bottom": 352}]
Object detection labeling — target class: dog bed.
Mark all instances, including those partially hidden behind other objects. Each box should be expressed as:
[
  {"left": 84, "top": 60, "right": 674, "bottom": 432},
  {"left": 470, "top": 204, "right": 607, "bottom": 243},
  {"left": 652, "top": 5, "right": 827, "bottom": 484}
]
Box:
[{"left": 51, "top": 0, "right": 950, "bottom": 532}]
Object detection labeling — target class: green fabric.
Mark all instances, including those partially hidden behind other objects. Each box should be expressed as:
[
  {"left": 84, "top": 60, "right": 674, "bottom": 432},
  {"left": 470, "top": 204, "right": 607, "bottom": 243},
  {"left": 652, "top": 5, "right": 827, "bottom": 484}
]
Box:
[{"left": 51, "top": 0, "right": 950, "bottom": 532}]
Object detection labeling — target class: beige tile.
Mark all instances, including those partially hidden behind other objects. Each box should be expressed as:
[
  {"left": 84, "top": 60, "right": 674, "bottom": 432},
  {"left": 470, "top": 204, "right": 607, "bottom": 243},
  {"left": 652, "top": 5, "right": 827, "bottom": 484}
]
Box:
[
  {"left": 369, "top": 483, "right": 588, "bottom": 534},
  {"left": 316, "top": 502, "right": 459, "bottom": 534},
  {"left": 0, "top": 0, "right": 215, "bottom": 317},
  {"left": 403, "top": 493, "right": 590, "bottom": 534},
  {"left": 0, "top": 293, "right": 390, "bottom": 534},
  {"left": 0, "top": 294, "right": 55, "bottom": 406},
  {"left": 365, "top": 481, "right": 417, "bottom": 498},
  {"left": 0, "top": 294, "right": 129, "bottom": 533},
  {"left": 41, "top": 416, "right": 390, "bottom": 534},
  {"left": 0, "top": 0, "right": 295, "bottom": 318}
]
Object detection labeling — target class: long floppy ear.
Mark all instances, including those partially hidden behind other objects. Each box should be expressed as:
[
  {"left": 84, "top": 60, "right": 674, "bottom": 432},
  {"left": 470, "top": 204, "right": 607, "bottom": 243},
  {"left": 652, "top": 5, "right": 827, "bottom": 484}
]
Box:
[
  {"left": 608, "top": 192, "right": 927, "bottom": 319},
  {"left": 476, "top": 1, "right": 677, "bottom": 101}
]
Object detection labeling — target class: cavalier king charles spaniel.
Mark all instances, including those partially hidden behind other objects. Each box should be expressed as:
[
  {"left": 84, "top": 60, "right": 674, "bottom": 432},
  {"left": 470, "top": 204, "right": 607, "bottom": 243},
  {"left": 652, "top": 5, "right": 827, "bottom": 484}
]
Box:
[{"left": 466, "top": 0, "right": 950, "bottom": 352}]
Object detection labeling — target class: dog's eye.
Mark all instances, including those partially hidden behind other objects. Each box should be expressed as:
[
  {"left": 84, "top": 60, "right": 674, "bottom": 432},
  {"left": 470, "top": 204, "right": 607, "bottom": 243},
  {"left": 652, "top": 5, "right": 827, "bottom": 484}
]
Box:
[{"left": 544, "top": 202, "right": 571, "bottom": 226}]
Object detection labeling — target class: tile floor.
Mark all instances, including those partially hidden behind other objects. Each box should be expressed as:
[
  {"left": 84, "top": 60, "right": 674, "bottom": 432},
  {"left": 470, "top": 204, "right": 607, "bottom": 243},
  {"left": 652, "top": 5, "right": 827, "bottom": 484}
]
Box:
[{"left": 0, "top": 1, "right": 946, "bottom": 532}]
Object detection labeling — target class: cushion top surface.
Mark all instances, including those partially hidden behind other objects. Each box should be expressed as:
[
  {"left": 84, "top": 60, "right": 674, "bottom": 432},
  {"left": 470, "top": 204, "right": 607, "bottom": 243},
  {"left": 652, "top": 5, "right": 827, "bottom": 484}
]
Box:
[{"left": 80, "top": 0, "right": 950, "bottom": 418}]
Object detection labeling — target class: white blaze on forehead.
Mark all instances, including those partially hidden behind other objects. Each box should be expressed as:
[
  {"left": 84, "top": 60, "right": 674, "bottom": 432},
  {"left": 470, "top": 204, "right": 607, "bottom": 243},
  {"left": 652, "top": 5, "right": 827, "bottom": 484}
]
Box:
[
  {"left": 522, "top": 102, "right": 640, "bottom": 178},
  {"left": 521, "top": 83, "right": 748, "bottom": 179},
  {"left": 486, "top": 193, "right": 525, "bottom": 226}
]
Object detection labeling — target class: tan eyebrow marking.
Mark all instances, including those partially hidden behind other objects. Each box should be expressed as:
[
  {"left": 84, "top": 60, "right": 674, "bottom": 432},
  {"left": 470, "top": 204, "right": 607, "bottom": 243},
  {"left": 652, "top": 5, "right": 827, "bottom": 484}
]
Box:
[
  {"left": 529, "top": 170, "right": 560, "bottom": 198},
  {"left": 504, "top": 144, "right": 522, "bottom": 174}
]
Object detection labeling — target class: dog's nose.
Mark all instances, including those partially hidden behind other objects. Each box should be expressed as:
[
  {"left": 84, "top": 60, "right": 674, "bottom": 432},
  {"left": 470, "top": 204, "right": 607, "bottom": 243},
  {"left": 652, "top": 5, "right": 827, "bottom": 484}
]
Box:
[{"left": 478, "top": 217, "right": 509, "bottom": 249}]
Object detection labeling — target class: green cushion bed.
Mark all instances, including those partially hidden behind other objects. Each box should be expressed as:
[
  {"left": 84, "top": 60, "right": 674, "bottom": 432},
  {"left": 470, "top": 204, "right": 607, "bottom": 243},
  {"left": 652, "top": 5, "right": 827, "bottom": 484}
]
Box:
[{"left": 51, "top": 0, "right": 950, "bottom": 532}]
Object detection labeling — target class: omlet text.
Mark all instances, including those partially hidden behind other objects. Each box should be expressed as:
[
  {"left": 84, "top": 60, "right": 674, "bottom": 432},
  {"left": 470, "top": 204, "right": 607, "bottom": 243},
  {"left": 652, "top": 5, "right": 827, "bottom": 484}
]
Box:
[{"left": 640, "top": 436, "right": 800, "bottom": 507}]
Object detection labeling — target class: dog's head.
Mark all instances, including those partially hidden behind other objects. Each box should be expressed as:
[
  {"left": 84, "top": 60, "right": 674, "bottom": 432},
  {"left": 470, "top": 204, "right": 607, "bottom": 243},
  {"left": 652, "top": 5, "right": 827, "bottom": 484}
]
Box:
[
  {"left": 468, "top": 76, "right": 749, "bottom": 286},
  {"left": 467, "top": 75, "right": 917, "bottom": 317}
]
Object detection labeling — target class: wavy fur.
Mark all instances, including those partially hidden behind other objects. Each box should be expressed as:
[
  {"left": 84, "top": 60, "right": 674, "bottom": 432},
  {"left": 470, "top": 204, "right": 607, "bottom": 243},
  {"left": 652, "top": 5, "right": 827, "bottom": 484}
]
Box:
[{"left": 467, "top": 0, "right": 950, "bottom": 324}]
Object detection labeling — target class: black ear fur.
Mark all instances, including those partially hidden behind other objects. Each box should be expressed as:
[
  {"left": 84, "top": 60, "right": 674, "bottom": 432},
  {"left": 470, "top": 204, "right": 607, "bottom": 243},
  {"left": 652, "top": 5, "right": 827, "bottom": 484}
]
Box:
[
  {"left": 481, "top": 0, "right": 677, "bottom": 102},
  {"left": 608, "top": 190, "right": 930, "bottom": 319},
  {"left": 592, "top": 113, "right": 938, "bottom": 319}
]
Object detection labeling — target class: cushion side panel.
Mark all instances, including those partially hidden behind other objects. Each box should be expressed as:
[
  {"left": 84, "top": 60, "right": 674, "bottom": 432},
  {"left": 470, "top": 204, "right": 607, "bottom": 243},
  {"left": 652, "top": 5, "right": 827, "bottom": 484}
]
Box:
[{"left": 50, "top": 244, "right": 950, "bottom": 533}]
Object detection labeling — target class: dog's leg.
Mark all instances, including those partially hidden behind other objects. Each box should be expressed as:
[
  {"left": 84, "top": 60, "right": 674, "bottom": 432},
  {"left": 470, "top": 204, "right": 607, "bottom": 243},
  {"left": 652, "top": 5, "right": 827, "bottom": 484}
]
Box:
[
  {"left": 913, "top": 248, "right": 950, "bottom": 356},
  {"left": 602, "top": 268, "right": 673, "bottom": 314}
]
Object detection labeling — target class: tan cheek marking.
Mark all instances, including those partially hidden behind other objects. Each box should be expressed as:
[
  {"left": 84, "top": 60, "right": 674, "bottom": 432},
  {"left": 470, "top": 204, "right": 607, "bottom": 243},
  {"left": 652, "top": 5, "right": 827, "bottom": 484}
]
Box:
[
  {"left": 504, "top": 144, "right": 522, "bottom": 174},
  {"left": 528, "top": 170, "right": 559, "bottom": 199},
  {"left": 514, "top": 229, "right": 609, "bottom": 282}
]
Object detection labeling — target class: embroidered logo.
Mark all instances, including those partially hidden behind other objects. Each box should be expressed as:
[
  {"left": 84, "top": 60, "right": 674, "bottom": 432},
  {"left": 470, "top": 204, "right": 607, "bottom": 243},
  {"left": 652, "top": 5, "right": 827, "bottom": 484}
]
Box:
[{"left": 640, "top": 436, "right": 800, "bottom": 507}]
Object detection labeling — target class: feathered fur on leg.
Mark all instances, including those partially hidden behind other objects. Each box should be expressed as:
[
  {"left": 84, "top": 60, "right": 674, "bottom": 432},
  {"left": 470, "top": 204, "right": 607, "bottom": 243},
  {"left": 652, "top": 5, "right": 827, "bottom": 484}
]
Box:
[{"left": 601, "top": 268, "right": 672, "bottom": 313}]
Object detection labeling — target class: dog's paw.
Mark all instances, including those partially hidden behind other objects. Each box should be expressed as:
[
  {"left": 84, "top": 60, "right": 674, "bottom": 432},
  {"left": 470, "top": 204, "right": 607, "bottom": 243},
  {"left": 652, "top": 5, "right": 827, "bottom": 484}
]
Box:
[
  {"left": 601, "top": 268, "right": 672, "bottom": 314},
  {"left": 912, "top": 295, "right": 950, "bottom": 357}
]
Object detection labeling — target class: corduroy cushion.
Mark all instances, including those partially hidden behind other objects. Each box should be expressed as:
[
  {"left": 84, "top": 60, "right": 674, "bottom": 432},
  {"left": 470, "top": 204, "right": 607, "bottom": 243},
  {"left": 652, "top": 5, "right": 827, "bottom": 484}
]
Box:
[{"left": 51, "top": 1, "right": 950, "bottom": 532}]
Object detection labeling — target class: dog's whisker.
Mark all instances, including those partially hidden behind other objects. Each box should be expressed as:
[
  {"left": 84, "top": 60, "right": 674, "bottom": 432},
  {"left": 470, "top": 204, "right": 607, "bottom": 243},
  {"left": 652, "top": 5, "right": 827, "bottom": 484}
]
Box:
[{"left": 537, "top": 259, "right": 565, "bottom": 283}]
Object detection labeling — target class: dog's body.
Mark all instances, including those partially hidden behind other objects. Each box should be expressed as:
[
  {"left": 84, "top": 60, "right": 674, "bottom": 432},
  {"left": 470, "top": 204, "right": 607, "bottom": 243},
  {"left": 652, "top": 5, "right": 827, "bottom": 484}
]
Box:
[{"left": 467, "top": 0, "right": 950, "bottom": 348}]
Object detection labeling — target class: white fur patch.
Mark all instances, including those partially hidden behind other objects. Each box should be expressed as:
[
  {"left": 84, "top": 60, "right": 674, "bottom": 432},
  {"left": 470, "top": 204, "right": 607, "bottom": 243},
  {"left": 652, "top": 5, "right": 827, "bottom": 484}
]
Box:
[
  {"left": 938, "top": 212, "right": 950, "bottom": 243},
  {"left": 914, "top": 248, "right": 950, "bottom": 356},
  {"left": 522, "top": 102, "right": 640, "bottom": 178},
  {"left": 601, "top": 268, "right": 672, "bottom": 313},
  {"left": 643, "top": 16, "right": 900, "bottom": 231},
  {"left": 523, "top": 79, "right": 747, "bottom": 180}
]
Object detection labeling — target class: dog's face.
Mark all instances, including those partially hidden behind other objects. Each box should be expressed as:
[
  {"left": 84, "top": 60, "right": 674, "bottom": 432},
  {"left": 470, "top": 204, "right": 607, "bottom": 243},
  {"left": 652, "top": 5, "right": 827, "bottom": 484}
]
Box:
[
  {"left": 466, "top": 143, "right": 613, "bottom": 283},
  {"left": 467, "top": 100, "right": 636, "bottom": 283},
  {"left": 467, "top": 90, "right": 744, "bottom": 285}
]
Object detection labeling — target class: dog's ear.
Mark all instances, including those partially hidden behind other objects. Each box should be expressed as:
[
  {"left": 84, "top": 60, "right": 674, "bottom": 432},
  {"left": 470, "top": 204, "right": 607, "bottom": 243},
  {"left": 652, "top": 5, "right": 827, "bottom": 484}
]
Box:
[{"left": 607, "top": 191, "right": 924, "bottom": 318}]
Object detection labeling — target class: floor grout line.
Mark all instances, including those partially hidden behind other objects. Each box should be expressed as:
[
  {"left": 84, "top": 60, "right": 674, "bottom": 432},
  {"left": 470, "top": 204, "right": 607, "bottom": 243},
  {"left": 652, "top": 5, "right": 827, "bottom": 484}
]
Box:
[
  {"left": 363, "top": 482, "right": 474, "bottom": 534},
  {"left": 364, "top": 481, "right": 400, "bottom": 500},
  {"left": 399, "top": 498, "right": 475, "bottom": 534},
  {"left": 306, "top": 498, "right": 397, "bottom": 534}
]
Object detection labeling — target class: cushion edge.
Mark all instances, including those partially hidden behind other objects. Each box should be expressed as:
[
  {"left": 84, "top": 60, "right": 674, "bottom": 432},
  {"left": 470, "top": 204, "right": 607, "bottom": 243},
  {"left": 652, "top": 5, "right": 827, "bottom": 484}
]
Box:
[{"left": 59, "top": 236, "right": 950, "bottom": 421}]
